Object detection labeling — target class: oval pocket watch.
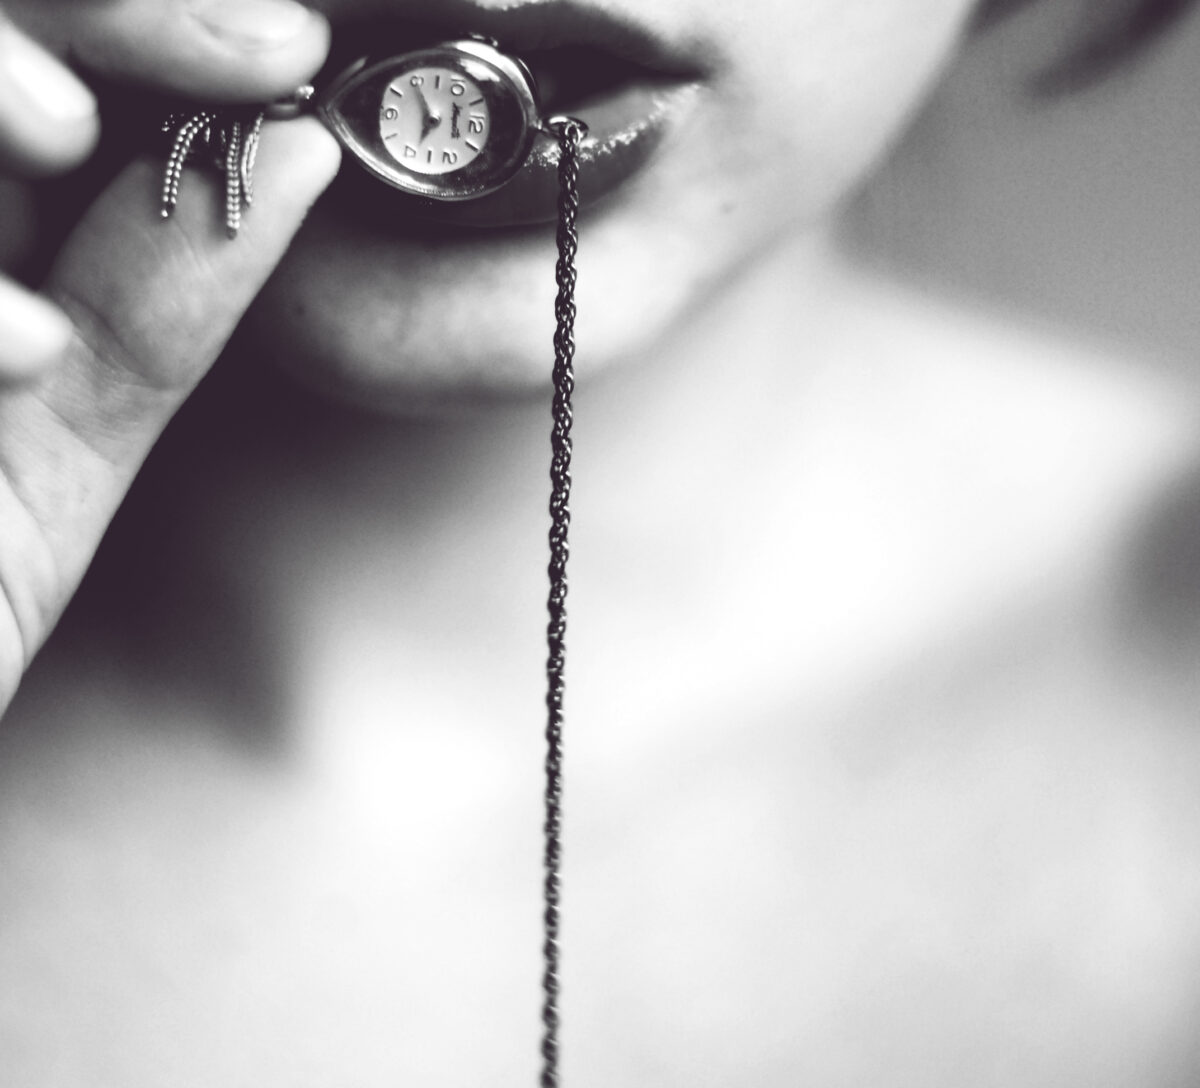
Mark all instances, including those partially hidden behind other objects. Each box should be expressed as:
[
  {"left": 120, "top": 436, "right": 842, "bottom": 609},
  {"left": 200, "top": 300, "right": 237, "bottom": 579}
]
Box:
[{"left": 319, "top": 38, "right": 543, "bottom": 202}]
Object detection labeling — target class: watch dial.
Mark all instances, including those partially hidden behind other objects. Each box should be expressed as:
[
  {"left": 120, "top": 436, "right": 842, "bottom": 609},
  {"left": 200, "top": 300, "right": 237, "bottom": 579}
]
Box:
[
  {"left": 321, "top": 41, "right": 541, "bottom": 201},
  {"left": 378, "top": 67, "right": 491, "bottom": 176}
]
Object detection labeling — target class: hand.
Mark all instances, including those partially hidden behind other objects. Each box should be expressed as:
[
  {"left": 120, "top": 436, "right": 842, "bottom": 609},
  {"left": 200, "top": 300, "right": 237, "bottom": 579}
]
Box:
[
  {"left": 0, "top": 0, "right": 341, "bottom": 712},
  {"left": 414, "top": 85, "right": 441, "bottom": 142}
]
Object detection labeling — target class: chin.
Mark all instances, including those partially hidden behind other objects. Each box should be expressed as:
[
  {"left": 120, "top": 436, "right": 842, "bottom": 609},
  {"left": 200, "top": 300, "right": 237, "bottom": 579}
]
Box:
[
  {"left": 243, "top": 158, "right": 738, "bottom": 412},
  {"left": 230, "top": 1, "right": 915, "bottom": 411}
]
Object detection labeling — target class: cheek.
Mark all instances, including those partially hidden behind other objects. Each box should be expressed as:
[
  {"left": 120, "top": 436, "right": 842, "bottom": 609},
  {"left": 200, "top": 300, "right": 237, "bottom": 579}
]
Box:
[{"left": 710, "top": 0, "right": 975, "bottom": 221}]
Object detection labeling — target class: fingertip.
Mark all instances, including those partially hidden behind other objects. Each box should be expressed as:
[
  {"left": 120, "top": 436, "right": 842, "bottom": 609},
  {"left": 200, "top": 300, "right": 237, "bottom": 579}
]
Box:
[
  {"left": 0, "top": 18, "right": 99, "bottom": 174},
  {"left": 0, "top": 116, "right": 101, "bottom": 178},
  {"left": 188, "top": 0, "right": 319, "bottom": 51},
  {"left": 75, "top": 0, "right": 332, "bottom": 105},
  {"left": 185, "top": 0, "right": 333, "bottom": 101},
  {"left": 0, "top": 280, "right": 73, "bottom": 384}
]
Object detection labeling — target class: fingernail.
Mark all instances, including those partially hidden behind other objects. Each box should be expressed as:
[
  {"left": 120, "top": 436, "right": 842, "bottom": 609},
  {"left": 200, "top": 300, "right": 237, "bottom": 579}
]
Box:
[
  {"left": 0, "top": 280, "right": 72, "bottom": 380},
  {"left": 190, "top": 0, "right": 315, "bottom": 50},
  {"left": 1, "top": 23, "right": 95, "bottom": 123}
]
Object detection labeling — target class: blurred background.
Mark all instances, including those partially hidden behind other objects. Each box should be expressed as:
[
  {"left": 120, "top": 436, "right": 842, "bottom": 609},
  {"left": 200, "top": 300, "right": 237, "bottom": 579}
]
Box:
[{"left": 849, "top": 0, "right": 1200, "bottom": 373}]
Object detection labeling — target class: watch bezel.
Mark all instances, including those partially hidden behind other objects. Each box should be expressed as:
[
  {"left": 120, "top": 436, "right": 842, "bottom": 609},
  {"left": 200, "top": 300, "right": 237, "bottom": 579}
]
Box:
[{"left": 319, "top": 40, "right": 542, "bottom": 202}]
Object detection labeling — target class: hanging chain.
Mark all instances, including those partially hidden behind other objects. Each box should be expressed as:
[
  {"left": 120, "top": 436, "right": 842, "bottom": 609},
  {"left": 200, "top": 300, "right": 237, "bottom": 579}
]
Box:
[{"left": 541, "top": 114, "right": 586, "bottom": 1088}]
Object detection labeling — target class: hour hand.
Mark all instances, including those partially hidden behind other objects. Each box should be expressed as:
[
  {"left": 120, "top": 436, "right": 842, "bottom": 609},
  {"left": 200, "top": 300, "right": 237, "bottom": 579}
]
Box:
[{"left": 415, "top": 87, "right": 441, "bottom": 141}]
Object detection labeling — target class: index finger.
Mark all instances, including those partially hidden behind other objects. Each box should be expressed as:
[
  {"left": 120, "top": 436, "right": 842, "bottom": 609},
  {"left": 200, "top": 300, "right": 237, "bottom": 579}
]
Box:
[
  {"left": 0, "top": 117, "right": 341, "bottom": 703},
  {"left": 14, "top": 0, "right": 330, "bottom": 103}
]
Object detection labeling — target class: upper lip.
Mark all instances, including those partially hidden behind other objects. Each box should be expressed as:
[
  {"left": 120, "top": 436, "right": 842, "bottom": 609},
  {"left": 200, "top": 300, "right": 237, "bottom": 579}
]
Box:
[{"left": 316, "top": 0, "right": 712, "bottom": 100}]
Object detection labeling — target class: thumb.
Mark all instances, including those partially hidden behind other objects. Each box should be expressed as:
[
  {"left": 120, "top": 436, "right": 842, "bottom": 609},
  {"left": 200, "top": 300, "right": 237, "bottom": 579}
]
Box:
[
  {"left": 15, "top": 0, "right": 330, "bottom": 105},
  {"left": 0, "top": 116, "right": 340, "bottom": 705}
]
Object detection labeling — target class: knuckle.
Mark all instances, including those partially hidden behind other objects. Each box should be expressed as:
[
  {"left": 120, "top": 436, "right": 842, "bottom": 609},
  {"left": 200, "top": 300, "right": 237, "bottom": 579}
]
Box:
[{"left": 56, "top": 286, "right": 175, "bottom": 421}]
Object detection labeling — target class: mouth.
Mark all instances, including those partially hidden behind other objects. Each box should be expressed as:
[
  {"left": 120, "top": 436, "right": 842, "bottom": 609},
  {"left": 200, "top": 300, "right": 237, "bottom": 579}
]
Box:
[{"left": 314, "top": 4, "right": 709, "bottom": 228}]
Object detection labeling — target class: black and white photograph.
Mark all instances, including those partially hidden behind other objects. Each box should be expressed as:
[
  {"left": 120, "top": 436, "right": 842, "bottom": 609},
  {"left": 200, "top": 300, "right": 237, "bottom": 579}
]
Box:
[{"left": 2, "top": 0, "right": 1200, "bottom": 1084}]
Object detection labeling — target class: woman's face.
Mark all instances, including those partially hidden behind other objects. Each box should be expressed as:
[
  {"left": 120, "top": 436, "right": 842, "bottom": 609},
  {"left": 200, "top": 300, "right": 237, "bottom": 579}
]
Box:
[{"left": 245, "top": 0, "right": 977, "bottom": 405}]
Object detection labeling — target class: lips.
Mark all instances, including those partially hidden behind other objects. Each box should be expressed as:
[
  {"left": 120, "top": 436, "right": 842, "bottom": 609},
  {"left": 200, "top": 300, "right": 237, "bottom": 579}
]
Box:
[{"left": 313, "top": 3, "right": 708, "bottom": 227}]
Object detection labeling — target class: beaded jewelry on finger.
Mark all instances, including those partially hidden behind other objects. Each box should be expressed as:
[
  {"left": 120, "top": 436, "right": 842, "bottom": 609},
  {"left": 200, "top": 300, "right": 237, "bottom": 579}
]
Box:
[
  {"left": 160, "top": 108, "right": 262, "bottom": 238},
  {"left": 159, "top": 87, "right": 312, "bottom": 238}
]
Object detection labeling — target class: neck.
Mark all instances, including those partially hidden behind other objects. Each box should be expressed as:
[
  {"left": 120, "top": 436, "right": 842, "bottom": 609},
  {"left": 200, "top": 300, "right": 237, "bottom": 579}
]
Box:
[{"left": 139, "top": 228, "right": 1199, "bottom": 736}]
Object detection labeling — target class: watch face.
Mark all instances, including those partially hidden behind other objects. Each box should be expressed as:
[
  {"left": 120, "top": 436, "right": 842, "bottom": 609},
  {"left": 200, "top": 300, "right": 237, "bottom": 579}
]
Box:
[
  {"left": 320, "top": 41, "right": 541, "bottom": 202},
  {"left": 379, "top": 67, "right": 490, "bottom": 176}
]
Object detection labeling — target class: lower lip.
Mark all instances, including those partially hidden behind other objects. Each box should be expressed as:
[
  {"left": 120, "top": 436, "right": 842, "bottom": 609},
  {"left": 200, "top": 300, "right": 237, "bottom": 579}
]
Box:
[{"left": 319, "top": 79, "right": 701, "bottom": 231}]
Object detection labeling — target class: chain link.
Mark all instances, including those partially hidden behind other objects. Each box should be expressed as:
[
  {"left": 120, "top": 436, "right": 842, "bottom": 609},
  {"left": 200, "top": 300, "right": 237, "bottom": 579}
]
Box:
[{"left": 541, "top": 114, "right": 586, "bottom": 1088}]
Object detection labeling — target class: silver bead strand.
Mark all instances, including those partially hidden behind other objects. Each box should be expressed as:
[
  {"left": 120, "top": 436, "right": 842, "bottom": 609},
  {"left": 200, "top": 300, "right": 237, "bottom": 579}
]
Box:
[
  {"left": 240, "top": 114, "right": 265, "bottom": 208},
  {"left": 159, "top": 107, "right": 268, "bottom": 237},
  {"left": 159, "top": 86, "right": 312, "bottom": 239},
  {"left": 223, "top": 119, "right": 245, "bottom": 239},
  {"left": 161, "top": 112, "right": 212, "bottom": 220}
]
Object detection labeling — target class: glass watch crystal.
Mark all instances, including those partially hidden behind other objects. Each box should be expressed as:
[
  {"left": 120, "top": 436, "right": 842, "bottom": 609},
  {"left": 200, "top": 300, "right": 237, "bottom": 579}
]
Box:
[{"left": 319, "top": 39, "right": 542, "bottom": 202}]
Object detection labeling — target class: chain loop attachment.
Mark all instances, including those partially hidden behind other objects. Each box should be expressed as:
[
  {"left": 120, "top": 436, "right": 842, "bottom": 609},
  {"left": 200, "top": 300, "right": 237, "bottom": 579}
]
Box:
[
  {"left": 264, "top": 84, "right": 315, "bottom": 120},
  {"left": 539, "top": 115, "right": 590, "bottom": 142}
]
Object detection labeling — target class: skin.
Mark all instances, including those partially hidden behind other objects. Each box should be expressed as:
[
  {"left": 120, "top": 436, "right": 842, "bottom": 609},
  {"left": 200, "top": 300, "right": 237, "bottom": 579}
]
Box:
[
  {"left": 249, "top": 0, "right": 975, "bottom": 400},
  {"left": 0, "top": 0, "right": 978, "bottom": 697},
  {"left": 5, "top": 2, "right": 1200, "bottom": 1085}
]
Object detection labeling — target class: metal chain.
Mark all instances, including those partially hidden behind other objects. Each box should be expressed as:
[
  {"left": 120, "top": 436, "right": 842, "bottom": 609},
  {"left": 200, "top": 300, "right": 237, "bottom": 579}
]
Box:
[{"left": 541, "top": 114, "right": 586, "bottom": 1088}]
